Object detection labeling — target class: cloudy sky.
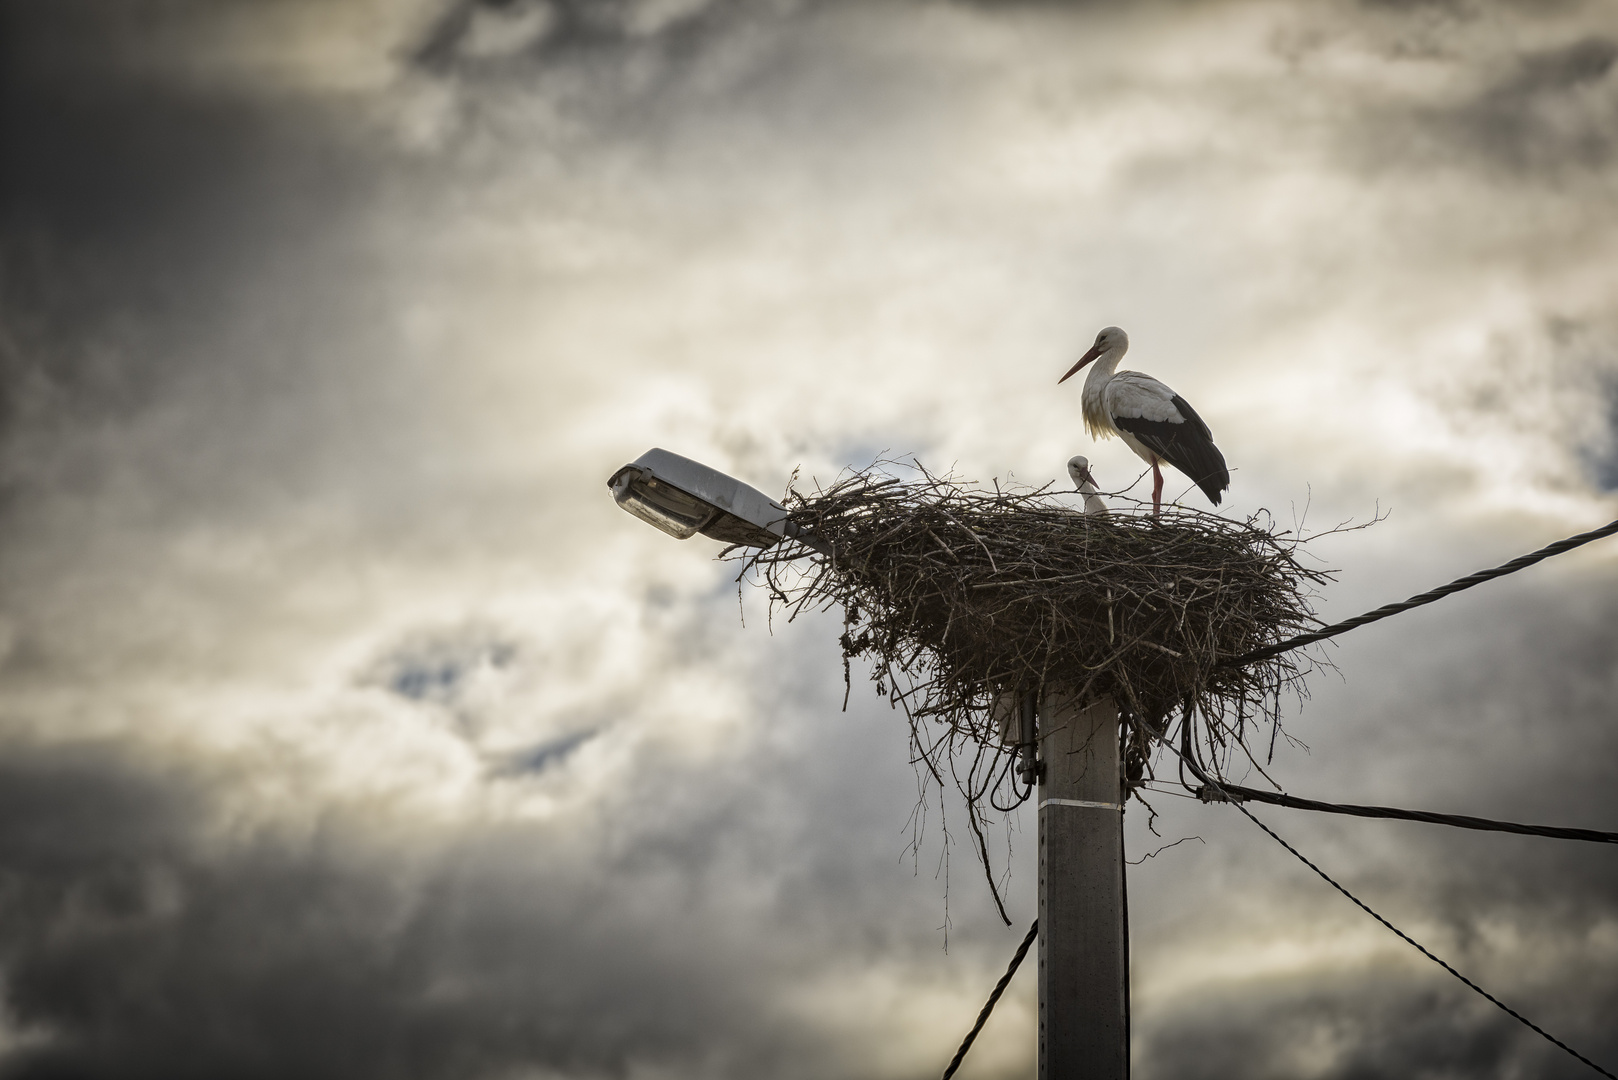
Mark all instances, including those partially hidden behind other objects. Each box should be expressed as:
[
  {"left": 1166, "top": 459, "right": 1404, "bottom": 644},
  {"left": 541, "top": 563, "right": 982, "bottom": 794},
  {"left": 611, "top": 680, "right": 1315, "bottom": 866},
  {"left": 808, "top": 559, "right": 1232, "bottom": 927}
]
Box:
[{"left": 3, "top": 0, "right": 1617, "bottom": 1076}]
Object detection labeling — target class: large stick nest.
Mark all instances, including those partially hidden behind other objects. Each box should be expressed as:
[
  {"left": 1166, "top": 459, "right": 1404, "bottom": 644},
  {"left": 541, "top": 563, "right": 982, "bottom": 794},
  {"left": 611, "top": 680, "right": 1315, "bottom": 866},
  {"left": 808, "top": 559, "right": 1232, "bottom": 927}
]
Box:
[{"left": 734, "top": 461, "right": 1336, "bottom": 917}]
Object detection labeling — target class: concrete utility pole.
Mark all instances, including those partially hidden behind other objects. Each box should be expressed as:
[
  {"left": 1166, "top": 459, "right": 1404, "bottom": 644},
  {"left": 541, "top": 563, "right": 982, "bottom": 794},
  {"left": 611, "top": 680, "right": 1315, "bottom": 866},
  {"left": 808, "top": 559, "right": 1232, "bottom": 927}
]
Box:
[{"left": 1038, "top": 691, "right": 1127, "bottom": 1080}]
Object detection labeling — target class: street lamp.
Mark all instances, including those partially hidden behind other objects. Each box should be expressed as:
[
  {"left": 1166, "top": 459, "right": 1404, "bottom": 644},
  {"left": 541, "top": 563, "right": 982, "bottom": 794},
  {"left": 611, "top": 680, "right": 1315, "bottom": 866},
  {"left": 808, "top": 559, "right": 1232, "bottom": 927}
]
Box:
[{"left": 607, "top": 448, "right": 830, "bottom": 554}]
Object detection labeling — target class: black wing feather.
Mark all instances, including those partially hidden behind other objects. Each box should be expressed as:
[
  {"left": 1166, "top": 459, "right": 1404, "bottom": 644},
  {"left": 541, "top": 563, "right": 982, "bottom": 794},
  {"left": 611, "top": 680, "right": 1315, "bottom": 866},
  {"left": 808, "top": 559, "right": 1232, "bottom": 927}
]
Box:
[{"left": 1113, "top": 395, "right": 1230, "bottom": 505}]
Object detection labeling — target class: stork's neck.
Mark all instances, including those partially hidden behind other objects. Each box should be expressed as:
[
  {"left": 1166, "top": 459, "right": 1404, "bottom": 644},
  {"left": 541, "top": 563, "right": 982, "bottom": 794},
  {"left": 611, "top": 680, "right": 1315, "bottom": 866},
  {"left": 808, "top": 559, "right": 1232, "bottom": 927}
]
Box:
[
  {"left": 1080, "top": 345, "right": 1126, "bottom": 438},
  {"left": 1083, "top": 346, "right": 1126, "bottom": 392}
]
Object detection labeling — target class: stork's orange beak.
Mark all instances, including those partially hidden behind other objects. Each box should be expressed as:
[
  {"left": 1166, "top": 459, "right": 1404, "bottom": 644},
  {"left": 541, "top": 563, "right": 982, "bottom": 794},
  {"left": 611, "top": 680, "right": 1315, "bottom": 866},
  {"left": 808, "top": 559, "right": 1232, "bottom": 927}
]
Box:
[{"left": 1059, "top": 341, "right": 1105, "bottom": 384}]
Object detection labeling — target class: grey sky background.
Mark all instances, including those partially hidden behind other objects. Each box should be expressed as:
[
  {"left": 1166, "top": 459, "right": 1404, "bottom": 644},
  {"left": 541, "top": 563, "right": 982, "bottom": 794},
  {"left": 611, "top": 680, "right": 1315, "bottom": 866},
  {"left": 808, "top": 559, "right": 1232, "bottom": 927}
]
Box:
[{"left": 2, "top": 1, "right": 1617, "bottom": 1077}]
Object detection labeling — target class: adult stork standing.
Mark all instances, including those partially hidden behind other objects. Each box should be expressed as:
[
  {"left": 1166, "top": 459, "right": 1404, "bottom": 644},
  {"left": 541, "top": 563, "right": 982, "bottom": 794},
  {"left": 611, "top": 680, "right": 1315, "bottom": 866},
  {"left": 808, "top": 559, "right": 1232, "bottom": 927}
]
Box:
[
  {"left": 1059, "top": 326, "right": 1229, "bottom": 516},
  {"left": 1067, "top": 455, "right": 1109, "bottom": 516}
]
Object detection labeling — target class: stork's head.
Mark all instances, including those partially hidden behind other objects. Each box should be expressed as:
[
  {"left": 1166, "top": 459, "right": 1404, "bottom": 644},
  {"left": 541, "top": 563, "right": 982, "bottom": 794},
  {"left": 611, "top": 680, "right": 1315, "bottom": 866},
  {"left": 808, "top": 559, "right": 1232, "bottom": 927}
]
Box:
[
  {"left": 1067, "top": 455, "right": 1097, "bottom": 489},
  {"left": 1059, "top": 325, "right": 1128, "bottom": 384}
]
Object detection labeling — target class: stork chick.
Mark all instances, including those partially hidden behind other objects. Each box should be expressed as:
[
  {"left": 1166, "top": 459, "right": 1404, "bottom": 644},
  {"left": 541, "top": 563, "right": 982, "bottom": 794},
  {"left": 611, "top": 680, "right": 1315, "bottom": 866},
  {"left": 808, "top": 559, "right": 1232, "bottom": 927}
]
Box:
[{"left": 1067, "top": 455, "right": 1109, "bottom": 516}]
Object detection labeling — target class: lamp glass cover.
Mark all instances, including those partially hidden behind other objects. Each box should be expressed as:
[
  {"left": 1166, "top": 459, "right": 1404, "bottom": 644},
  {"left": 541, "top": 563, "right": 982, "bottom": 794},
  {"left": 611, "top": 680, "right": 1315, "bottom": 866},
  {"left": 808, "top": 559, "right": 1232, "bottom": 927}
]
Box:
[{"left": 611, "top": 471, "right": 718, "bottom": 539}]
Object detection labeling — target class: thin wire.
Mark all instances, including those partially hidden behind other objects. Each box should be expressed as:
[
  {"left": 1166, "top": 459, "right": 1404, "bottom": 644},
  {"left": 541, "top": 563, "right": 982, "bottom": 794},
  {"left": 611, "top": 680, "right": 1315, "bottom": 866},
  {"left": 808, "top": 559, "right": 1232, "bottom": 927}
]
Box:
[
  {"left": 1164, "top": 725, "right": 1615, "bottom": 1078},
  {"left": 1136, "top": 781, "right": 1199, "bottom": 801},
  {"left": 1196, "top": 781, "right": 1618, "bottom": 845},
  {"left": 1231, "top": 800, "right": 1616, "bottom": 1080},
  {"left": 940, "top": 920, "right": 1039, "bottom": 1080},
  {"left": 1221, "top": 517, "right": 1618, "bottom": 668}
]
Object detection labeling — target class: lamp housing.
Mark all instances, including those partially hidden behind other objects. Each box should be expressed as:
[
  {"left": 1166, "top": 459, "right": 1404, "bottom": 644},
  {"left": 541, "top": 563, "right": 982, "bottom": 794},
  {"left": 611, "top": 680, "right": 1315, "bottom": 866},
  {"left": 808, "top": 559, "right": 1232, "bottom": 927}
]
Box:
[{"left": 608, "top": 448, "right": 799, "bottom": 549}]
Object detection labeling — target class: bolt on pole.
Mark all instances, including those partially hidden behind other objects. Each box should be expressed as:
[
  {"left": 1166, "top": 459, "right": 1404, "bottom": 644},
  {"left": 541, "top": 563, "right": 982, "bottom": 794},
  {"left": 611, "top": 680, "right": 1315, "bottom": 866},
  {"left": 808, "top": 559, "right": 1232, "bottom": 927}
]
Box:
[{"left": 1038, "top": 690, "right": 1127, "bottom": 1080}]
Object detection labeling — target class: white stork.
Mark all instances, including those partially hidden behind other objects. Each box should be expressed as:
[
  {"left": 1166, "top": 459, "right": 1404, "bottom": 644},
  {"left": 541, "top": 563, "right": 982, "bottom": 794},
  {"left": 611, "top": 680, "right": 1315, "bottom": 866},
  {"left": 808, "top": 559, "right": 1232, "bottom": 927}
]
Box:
[
  {"left": 1059, "top": 326, "right": 1229, "bottom": 516},
  {"left": 1067, "top": 455, "right": 1109, "bottom": 516}
]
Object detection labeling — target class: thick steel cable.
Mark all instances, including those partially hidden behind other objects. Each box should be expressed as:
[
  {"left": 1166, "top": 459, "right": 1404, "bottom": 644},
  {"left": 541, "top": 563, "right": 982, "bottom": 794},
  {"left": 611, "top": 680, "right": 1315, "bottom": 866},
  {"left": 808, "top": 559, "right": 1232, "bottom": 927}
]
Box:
[
  {"left": 1196, "top": 782, "right": 1618, "bottom": 845},
  {"left": 1220, "top": 517, "right": 1618, "bottom": 668},
  {"left": 940, "top": 920, "right": 1039, "bottom": 1080},
  {"left": 1232, "top": 801, "right": 1616, "bottom": 1079}
]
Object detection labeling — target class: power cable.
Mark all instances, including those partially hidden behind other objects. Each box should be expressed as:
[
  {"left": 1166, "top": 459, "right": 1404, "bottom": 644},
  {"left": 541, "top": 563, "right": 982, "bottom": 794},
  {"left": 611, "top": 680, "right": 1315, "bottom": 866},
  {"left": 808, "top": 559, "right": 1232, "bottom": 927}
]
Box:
[
  {"left": 940, "top": 919, "right": 1039, "bottom": 1080},
  {"left": 1221, "top": 517, "right": 1618, "bottom": 668},
  {"left": 1195, "top": 781, "right": 1618, "bottom": 845}
]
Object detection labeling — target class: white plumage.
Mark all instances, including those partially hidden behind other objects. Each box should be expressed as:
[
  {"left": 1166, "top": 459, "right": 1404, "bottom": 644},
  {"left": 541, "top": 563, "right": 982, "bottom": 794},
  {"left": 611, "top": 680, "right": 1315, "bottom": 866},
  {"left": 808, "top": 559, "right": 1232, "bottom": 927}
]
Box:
[
  {"left": 1059, "top": 326, "right": 1229, "bottom": 516},
  {"left": 1066, "top": 455, "right": 1108, "bottom": 516}
]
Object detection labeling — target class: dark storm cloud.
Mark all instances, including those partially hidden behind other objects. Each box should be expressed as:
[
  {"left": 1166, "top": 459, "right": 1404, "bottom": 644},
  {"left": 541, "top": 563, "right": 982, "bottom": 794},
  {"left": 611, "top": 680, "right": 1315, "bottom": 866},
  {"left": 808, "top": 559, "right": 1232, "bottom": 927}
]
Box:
[
  {"left": 411, "top": 0, "right": 786, "bottom": 114},
  {"left": 0, "top": 0, "right": 382, "bottom": 518},
  {"left": 0, "top": 640, "right": 1021, "bottom": 1080},
  {"left": 407, "top": 0, "right": 833, "bottom": 155},
  {"left": 0, "top": 26, "right": 480, "bottom": 580},
  {"left": 0, "top": 688, "right": 911, "bottom": 1080},
  {"left": 1143, "top": 973, "right": 1566, "bottom": 1080},
  {"left": 0, "top": 747, "right": 430, "bottom": 1080},
  {"left": 1588, "top": 374, "right": 1618, "bottom": 490},
  {"left": 1313, "top": 7, "right": 1618, "bottom": 178},
  {"left": 0, "top": 0, "right": 345, "bottom": 292},
  {"left": 1140, "top": 946, "right": 1617, "bottom": 1080},
  {"left": 1538, "top": 317, "right": 1618, "bottom": 494},
  {"left": 1433, "top": 314, "right": 1618, "bottom": 496},
  {"left": 1444, "top": 35, "right": 1618, "bottom": 174},
  {"left": 418, "top": 0, "right": 719, "bottom": 68}
]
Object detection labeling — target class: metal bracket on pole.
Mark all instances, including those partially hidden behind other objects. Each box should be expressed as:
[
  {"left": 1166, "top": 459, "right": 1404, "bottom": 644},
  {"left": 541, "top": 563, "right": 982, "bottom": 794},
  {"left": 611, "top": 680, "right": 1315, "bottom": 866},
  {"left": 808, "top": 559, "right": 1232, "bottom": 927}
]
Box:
[{"left": 1017, "top": 690, "right": 1041, "bottom": 786}]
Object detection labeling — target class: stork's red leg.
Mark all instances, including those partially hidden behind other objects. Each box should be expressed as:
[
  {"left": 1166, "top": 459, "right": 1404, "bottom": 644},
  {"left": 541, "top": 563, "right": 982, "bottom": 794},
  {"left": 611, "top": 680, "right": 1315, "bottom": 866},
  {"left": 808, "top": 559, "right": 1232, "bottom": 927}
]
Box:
[{"left": 1151, "top": 462, "right": 1164, "bottom": 517}]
